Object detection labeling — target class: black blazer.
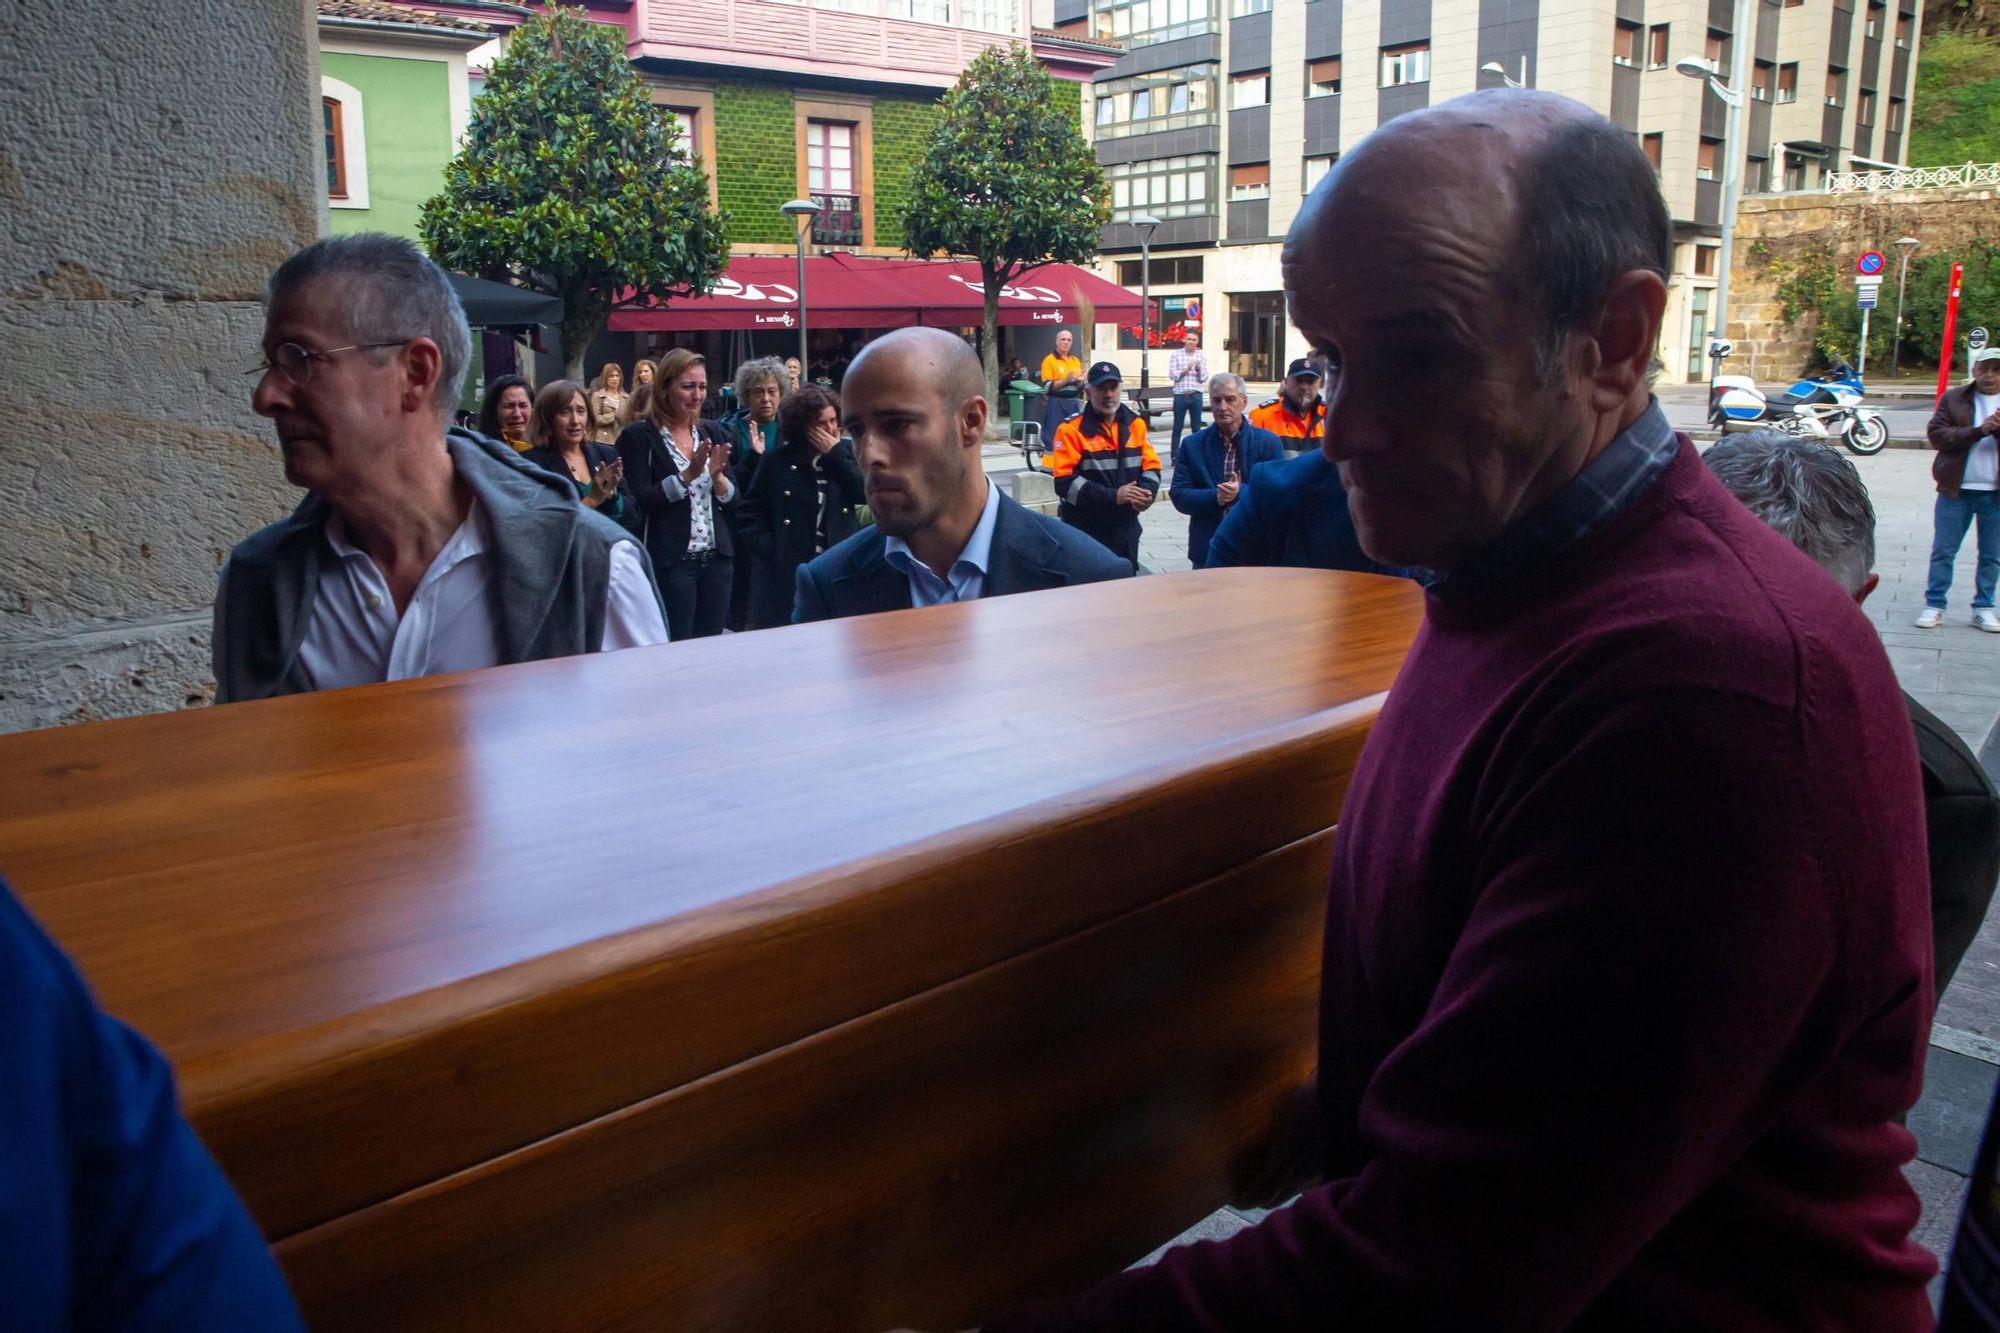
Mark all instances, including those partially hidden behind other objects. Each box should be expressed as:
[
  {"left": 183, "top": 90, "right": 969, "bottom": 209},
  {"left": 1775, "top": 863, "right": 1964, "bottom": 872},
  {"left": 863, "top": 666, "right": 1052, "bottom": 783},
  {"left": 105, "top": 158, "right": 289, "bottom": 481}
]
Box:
[
  {"left": 520, "top": 441, "right": 644, "bottom": 540},
  {"left": 736, "top": 439, "right": 867, "bottom": 627},
  {"left": 792, "top": 490, "right": 1132, "bottom": 624},
  {"left": 616, "top": 418, "right": 738, "bottom": 569}
]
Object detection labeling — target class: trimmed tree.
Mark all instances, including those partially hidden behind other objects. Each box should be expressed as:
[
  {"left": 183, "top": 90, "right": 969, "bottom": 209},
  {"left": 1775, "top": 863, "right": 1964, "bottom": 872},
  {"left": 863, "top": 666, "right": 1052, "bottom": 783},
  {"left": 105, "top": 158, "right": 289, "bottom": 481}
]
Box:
[
  {"left": 420, "top": 6, "right": 728, "bottom": 380},
  {"left": 902, "top": 46, "right": 1110, "bottom": 411}
]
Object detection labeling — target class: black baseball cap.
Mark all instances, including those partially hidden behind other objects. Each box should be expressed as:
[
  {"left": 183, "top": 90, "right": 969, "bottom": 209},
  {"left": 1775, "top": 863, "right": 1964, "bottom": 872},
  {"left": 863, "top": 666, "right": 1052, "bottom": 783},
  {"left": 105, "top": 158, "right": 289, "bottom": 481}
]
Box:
[
  {"left": 1087, "top": 360, "right": 1123, "bottom": 386},
  {"left": 1286, "top": 357, "right": 1324, "bottom": 381}
]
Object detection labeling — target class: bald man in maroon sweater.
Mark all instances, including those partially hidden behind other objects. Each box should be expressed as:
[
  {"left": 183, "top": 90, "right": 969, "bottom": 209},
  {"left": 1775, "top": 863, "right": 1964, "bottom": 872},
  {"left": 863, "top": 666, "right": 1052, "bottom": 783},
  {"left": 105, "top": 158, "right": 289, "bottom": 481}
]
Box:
[{"left": 903, "top": 91, "right": 1937, "bottom": 1333}]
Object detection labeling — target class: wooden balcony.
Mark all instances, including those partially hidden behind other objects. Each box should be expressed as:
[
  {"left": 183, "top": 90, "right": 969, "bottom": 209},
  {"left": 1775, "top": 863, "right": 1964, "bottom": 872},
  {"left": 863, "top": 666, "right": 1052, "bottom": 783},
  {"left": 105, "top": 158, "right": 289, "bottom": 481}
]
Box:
[{"left": 636, "top": 0, "right": 1029, "bottom": 90}]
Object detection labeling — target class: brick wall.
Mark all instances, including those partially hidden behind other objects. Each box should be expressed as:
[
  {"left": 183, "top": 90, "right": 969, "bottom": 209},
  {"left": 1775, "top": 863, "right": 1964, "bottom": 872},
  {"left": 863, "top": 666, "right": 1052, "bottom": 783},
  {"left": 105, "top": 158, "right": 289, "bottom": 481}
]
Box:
[
  {"left": 1729, "top": 185, "right": 2000, "bottom": 377},
  {"left": 872, "top": 95, "right": 942, "bottom": 248},
  {"left": 714, "top": 82, "right": 797, "bottom": 246}
]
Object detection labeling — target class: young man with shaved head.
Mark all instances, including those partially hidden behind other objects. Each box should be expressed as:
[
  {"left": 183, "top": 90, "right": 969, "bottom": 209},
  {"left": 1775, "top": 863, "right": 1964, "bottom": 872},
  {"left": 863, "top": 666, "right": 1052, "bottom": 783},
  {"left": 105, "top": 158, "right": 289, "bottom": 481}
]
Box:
[
  {"left": 792, "top": 328, "right": 1129, "bottom": 623},
  {"left": 906, "top": 90, "right": 1934, "bottom": 1333}
]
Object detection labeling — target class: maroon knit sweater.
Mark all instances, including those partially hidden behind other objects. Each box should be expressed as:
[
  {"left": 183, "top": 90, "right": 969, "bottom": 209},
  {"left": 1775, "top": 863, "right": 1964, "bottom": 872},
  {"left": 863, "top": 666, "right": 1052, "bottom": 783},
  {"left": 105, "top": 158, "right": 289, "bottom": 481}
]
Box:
[{"left": 986, "top": 441, "right": 1937, "bottom": 1331}]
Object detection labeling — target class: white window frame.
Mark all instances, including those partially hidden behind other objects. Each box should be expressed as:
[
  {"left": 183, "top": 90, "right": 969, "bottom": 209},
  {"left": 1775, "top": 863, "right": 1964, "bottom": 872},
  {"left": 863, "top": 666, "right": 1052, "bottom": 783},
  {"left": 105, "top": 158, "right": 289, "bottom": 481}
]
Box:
[
  {"left": 1303, "top": 154, "right": 1336, "bottom": 193},
  {"left": 320, "top": 76, "right": 370, "bottom": 211},
  {"left": 808, "top": 120, "right": 856, "bottom": 195},
  {"left": 1229, "top": 165, "right": 1270, "bottom": 201},
  {"left": 1230, "top": 71, "right": 1270, "bottom": 108},
  {"left": 1381, "top": 44, "right": 1429, "bottom": 87}
]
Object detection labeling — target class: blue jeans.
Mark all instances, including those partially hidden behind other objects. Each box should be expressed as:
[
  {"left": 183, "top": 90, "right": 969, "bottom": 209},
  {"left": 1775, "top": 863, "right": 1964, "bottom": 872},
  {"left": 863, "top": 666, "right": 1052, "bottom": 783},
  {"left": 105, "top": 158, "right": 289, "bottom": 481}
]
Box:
[
  {"left": 1926, "top": 490, "right": 2000, "bottom": 610},
  {"left": 1172, "top": 392, "right": 1204, "bottom": 452}
]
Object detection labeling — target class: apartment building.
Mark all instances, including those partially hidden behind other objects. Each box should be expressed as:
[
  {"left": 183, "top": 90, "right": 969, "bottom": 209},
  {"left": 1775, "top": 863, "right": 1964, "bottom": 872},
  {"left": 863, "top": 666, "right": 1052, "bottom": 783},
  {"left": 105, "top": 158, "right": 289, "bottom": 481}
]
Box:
[{"left": 1042, "top": 0, "right": 1921, "bottom": 386}]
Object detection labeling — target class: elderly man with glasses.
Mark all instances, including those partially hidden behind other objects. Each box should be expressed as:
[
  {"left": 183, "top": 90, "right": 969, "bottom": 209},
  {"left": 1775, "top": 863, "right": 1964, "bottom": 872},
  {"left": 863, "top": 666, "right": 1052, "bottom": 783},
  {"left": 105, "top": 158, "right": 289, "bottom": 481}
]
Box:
[{"left": 212, "top": 233, "right": 668, "bottom": 702}]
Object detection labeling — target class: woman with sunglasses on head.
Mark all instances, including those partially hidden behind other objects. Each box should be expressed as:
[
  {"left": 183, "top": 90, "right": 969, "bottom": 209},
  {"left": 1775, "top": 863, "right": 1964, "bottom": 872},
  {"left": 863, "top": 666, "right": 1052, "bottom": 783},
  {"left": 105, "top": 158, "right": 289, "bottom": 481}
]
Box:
[
  {"left": 523, "top": 380, "right": 640, "bottom": 539},
  {"left": 616, "top": 348, "right": 738, "bottom": 641}
]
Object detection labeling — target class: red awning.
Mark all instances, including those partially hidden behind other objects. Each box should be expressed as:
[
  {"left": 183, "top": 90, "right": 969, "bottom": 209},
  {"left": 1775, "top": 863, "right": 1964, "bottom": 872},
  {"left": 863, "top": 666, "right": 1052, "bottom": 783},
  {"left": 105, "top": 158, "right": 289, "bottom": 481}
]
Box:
[{"left": 607, "top": 253, "right": 1142, "bottom": 333}]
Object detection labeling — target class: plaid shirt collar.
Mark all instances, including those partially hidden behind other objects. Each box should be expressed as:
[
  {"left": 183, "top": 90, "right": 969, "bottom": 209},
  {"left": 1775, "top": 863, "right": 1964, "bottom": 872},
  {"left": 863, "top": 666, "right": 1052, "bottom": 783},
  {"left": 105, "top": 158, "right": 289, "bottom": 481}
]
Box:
[{"left": 1427, "top": 399, "right": 1678, "bottom": 598}]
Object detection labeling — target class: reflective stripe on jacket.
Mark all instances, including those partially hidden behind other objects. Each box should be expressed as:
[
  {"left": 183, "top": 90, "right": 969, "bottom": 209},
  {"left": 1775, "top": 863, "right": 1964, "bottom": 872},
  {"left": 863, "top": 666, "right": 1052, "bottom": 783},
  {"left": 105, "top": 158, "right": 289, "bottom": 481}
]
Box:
[{"left": 1249, "top": 397, "right": 1326, "bottom": 441}]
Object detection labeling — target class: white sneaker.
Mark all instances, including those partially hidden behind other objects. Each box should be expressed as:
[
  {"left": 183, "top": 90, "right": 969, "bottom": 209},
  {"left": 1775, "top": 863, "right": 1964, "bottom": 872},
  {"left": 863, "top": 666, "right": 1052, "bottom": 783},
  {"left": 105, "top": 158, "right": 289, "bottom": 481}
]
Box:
[
  {"left": 1916, "top": 607, "right": 1945, "bottom": 628},
  {"left": 1975, "top": 610, "right": 2000, "bottom": 633}
]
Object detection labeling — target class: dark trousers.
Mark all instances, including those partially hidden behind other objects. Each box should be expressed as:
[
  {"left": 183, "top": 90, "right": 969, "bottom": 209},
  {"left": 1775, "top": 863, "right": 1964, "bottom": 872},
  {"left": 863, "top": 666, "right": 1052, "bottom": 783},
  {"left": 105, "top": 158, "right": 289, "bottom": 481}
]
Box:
[
  {"left": 660, "top": 554, "right": 734, "bottom": 641},
  {"left": 728, "top": 548, "right": 757, "bottom": 631},
  {"left": 1064, "top": 511, "right": 1143, "bottom": 573},
  {"left": 1171, "top": 392, "right": 1204, "bottom": 452}
]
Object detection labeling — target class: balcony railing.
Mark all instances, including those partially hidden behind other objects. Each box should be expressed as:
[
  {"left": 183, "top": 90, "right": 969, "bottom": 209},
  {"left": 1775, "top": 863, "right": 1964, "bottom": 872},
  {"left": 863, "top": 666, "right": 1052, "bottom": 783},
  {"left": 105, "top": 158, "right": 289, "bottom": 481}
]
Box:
[
  {"left": 1826, "top": 160, "right": 2000, "bottom": 194},
  {"left": 812, "top": 192, "right": 864, "bottom": 247}
]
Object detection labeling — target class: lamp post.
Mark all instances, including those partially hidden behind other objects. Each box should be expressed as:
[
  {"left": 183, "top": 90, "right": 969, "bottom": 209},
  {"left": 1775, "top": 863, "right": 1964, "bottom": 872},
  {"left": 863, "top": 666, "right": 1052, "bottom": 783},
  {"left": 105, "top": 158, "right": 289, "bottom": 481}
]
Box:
[
  {"left": 1676, "top": 0, "right": 1752, "bottom": 358},
  {"left": 779, "top": 199, "right": 822, "bottom": 372},
  {"left": 1134, "top": 214, "right": 1162, "bottom": 394},
  {"left": 1479, "top": 57, "right": 1528, "bottom": 88},
  {"left": 1892, "top": 236, "right": 1920, "bottom": 378}
]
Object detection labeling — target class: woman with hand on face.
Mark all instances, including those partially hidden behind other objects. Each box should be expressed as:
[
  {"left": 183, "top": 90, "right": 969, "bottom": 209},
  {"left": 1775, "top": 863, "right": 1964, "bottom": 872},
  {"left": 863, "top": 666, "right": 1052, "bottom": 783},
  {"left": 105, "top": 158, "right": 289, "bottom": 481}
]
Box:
[
  {"left": 523, "top": 380, "right": 639, "bottom": 538},
  {"left": 477, "top": 374, "right": 534, "bottom": 452},
  {"left": 736, "top": 385, "right": 865, "bottom": 629},
  {"left": 588, "top": 364, "right": 628, "bottom": 446},
  {"left": 617, "top": 348, "right": 738, "bottom": 640}
]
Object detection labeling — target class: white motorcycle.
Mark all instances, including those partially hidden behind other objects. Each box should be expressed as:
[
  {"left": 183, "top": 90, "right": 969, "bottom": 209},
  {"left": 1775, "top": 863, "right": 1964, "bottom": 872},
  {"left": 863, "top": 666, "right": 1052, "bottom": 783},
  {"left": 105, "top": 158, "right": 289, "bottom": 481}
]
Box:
[{"left": 1707, "top": 340, "right": 1890, "bottom": 457}]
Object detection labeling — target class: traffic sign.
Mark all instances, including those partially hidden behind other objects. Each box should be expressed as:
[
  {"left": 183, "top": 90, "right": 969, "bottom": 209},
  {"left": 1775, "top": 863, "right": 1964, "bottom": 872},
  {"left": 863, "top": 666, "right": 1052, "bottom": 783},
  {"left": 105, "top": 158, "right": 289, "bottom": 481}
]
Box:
[
  {"left": 1858, "top": 251, "right": 1886, "bottom": 276},
  {"left": 1973, "top": 327, "right": 1992, "bottom": 352},
  {"left": 1858, "top": 291, "right": 1878, "bottom": 309}
]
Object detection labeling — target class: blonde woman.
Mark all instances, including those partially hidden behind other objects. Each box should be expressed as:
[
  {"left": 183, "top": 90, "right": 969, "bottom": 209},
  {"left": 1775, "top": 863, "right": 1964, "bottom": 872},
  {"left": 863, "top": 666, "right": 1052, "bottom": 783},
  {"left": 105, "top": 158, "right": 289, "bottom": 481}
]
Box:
[
  {"left": 633, "top": 357, "right": 657, "bottom": 390},
  {"left": 615, "top": 348, "right": 736, "bottom": 640},
  {"left": 587, "top": 364, "right": 628, "bottom": 446}
]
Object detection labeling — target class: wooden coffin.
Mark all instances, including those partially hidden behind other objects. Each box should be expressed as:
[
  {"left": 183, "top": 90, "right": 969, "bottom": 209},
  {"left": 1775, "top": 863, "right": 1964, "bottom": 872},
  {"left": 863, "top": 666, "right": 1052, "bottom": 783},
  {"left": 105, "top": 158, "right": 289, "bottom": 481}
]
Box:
[{"left": 1, "top": 568, "right": 1423, "bottom": 1331}]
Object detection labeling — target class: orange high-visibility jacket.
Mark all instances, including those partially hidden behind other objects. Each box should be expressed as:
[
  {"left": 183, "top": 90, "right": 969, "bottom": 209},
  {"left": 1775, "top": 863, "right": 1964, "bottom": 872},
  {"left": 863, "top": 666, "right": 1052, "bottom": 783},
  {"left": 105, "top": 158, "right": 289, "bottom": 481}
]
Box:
[
  {"left": 1248, "top": 397, "right": 1326, "bottom": 442},
  {"left": 1047, "top": 405, "right": 1162, "bottom": 511}
]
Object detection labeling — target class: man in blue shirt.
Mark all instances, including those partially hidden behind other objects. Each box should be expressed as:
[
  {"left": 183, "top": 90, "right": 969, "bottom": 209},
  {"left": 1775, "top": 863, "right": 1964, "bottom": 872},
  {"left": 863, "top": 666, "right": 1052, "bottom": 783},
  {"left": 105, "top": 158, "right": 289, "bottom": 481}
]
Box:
[
  {"left": 1170, "top": 371, "right": 1286, "bottom": 567},
  {"left": 1, "top": 878, "right": 305, "bottom": 1332},
  {"left": 793, "top": 328, "right": 1129, "bottom": 622}
]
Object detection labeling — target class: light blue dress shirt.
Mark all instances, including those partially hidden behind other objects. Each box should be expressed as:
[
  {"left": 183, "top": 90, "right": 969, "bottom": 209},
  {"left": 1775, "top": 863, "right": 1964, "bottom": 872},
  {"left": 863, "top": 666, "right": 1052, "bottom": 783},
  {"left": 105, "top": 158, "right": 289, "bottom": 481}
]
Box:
[{"left": 883, "top": 480, "right": 1001, "bottom": 607}]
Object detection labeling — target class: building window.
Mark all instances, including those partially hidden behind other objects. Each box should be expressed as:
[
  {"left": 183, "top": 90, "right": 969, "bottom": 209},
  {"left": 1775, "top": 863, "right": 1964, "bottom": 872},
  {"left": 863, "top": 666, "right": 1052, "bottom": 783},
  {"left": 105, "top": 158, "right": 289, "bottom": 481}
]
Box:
[
  {"left": 1108, "top": 154, "right": 1215, "bottom": 223},
  {"left": 1826, "top": 66, "right": 1846, "bottom": 106},
  {"left": 1229, "top": 162, "right": 1270, "bottom": 200},
  {"left": 323, "top": 97, "right": 347, "bottom": 199},
  {"left": 1865, "top": 0, "right": 1884, "bottom": 37},
  {"left": 959, "top": 0, "right": 1017, "bottom": 33},
  {"left": 1231, "top": 70, "right": 1270, "bottom": 108},
  {"left": 1642, "top": 132, "right": 1663, "bottom": 173},
  {"left": 885, "top": 0, "right": 952, "bottom": 19},
  {"left": 1614, "top": 20, "right": 1640, "bottom": 66},
  {"left": 1777, "top": 62, "right": 1798, "bottom": 102},
  {"left": 1686, "top": 287, "right": 1712, "bottom": 379},
  {"left": 1382, "top": 42, "right": 1429, "bottom": 87},
  {"left": 1750, "top": 154, "right": 1772, "bottom": 191},
  {"left": 807, "top": 120, "right": 855, "bottom": 196},
  {"left": 1704, "top": 30, "right": 1729, "bottom": 68},
  {"left": 1229, "top": 291, "right": 1286, "bottom": 383},
  {"left": 1783, "top": 153, "right": 1806, "bottom": 190},
  {"left": 1889, "top": 96, "right": 1905, "bottom": 132},
  {"left": 1118, "top": 255, "right": 1204, "bottom": 285},
  {"left": 1093, "top": 65, "right": 1217, "bottom": 139},
  {"left": 1094, "top": 0, "right": 1216, "bottom": 48},
  {"left": 1307, "top": 56, "right": 1342, "bottom": 96},
  {"left": 1697, "top": 137, "right": 1720, "bottom": 180},
  {"left": 1648, "top": 24, "right": 1670, "bottom": 69},
  {"left": 1858, "top": 90, "right": 1876, "bottom": 123},
  {"left": 1895, "top": 12, "right": 1912, "bottom": 46},
  {"left": 1693, "top": 244, "right": 1718, "bottom": 276},
  {"left": 1751, "top": 61, "right": 1773, "bottom": 100},
  {"left": 1304, "top": 153, "right": 1337, "bottom": 192},
  {"left": 663, "top": 106, "right": 699, "bottom": 163},
  {"left": 1230, "top": 0, "right": 1270, "bottom": 13}
]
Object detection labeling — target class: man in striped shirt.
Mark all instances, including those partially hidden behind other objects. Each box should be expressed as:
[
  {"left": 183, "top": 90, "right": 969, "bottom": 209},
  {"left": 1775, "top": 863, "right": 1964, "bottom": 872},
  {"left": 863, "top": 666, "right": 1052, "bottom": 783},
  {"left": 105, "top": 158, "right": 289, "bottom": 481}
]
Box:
[{"left": 1167, "top": 331, "right": 1209, "bottom": 453}]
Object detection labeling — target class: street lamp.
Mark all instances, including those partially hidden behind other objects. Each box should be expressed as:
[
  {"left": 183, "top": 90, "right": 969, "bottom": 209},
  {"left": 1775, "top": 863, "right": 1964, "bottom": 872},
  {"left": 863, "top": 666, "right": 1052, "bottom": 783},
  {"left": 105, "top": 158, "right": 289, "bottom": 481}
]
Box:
[
  {"left": 1892, "top": 236, "right": 1920, "bottom": 378},
  {"left": 1479, "top": 57, "right": 1528, "bottom": 88},
  {"left": 1134, "top": 213, "right": 1162, "bottom": 394},
  {"left": 779, "top": 199, "right": 822, "bottom": 372},
  {"left": 1676, "top": 12, "right": 1752, "bottom": 358}
]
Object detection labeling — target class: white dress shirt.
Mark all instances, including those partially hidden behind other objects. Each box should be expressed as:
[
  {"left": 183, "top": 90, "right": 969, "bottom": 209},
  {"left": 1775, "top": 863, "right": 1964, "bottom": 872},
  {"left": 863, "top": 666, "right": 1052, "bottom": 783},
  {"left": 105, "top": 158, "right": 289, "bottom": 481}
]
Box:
[
  {"left": 1966, "top": 391, "right": 2000, "bottom": 491},
  {"left": 280, "top": 501, "right": 667, "bottom": 692},
  {"left": 883, "top": 480, "right": 1001, "bottom": 607}
]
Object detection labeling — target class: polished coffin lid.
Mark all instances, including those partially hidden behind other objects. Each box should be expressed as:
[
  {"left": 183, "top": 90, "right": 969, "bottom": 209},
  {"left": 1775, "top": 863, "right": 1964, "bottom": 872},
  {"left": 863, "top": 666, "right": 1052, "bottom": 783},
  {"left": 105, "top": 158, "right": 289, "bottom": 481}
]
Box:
[{"left": 0, "top": 568, "right": 1424, "bottom": 1242}]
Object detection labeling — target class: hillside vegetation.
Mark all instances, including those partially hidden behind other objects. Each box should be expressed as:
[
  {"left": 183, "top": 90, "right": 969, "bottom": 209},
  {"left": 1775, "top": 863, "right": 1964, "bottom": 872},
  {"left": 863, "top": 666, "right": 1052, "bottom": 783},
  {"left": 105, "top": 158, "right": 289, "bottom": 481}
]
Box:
[{"left": 1911, "top": 0, "right": 2000, "bottom": 165}]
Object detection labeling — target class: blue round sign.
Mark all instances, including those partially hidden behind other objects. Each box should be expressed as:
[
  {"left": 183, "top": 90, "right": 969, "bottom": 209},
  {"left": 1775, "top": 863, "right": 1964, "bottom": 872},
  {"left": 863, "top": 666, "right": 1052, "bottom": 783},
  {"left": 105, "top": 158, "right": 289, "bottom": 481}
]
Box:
[{"left": 1857, "top": 251, "right": 1886, "bottom": 276}]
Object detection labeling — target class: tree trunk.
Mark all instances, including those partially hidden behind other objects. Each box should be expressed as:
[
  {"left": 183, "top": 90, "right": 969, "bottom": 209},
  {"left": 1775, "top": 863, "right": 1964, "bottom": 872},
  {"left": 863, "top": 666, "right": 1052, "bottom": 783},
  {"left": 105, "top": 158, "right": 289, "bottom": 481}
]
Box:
[
  {"left": 560, "top": 284, "right": 603, "bottom": 384},
  {"left": 981, "top": 263, "right": 1003, "bottom": 425}
]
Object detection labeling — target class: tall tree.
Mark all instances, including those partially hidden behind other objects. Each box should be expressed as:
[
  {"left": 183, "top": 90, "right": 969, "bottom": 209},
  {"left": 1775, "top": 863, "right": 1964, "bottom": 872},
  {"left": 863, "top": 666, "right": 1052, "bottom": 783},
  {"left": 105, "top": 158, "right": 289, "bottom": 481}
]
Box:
[
  {"left": 903, "top": 46, "right": 1110, "bottom": 411},
  {"left": 421, "top": 6, "right": 729, "bottom": 380}
]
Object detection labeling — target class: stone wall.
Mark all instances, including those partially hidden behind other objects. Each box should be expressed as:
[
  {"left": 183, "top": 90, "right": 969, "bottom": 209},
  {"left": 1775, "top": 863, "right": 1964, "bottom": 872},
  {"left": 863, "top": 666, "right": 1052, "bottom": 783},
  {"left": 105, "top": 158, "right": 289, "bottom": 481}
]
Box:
[
  {"left": 1728, "top": 185, "right": 2000, "bottom": 380},
  {"left": 0, "top": 1, "right": 322, "bottom": 733}
]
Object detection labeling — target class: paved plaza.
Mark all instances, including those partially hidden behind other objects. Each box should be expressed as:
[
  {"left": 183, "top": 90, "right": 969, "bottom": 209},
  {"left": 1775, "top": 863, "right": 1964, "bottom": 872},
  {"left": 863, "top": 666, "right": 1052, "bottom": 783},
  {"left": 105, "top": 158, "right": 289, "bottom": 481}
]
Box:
[{"left": 989, "top": 441, "right": 2000, "bottom": 1287}]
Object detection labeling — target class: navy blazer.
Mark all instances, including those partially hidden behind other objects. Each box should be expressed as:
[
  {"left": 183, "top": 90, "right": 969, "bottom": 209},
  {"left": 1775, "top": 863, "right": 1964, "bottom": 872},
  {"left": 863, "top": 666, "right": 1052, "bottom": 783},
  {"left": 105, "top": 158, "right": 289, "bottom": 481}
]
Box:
[
  {"left": 792, "top": 490, "right": 1132, "bottom": 624},
  {"left": 1204, "top": 450, "right": 1408, "bottom": 577},
  {"left": 1168, "top": 421, "right": 1286, "bottom": 567}
]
